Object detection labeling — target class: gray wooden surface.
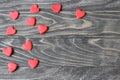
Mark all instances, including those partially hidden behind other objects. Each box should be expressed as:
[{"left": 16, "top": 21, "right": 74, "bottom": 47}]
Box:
[{"left": 0, "top": 0, "right": 120, "bottom": 80}]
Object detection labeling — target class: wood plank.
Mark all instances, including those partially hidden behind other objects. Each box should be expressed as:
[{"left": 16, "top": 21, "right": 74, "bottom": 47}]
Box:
[{"left": 0, "top": 0, "right": 119, "bottom": 38}]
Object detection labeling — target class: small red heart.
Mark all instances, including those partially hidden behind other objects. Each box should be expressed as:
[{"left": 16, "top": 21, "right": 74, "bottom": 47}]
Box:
[
  {"left": 2, "top": 46, "right": 13, "bottom": 57},
  {"left": 8, "top": 62, "right": 18, "bottom": 72},
  {"left": 6, "top": 26, "right": 17, "bottom": 36},
  {"left": 9, "top": 11, "right": 19, "bottom": 20},
  {"left": 76, "top": 9, "right": 86, "bottom": 19},
  {"left": 22, "top": 40, "right": 32, "bottom": 51},
  {"left": 51, "top": 3, "right": 62, "bottom": 13},
  {"left": 38, "top": 24, "right": 48, "bottom": 34},
  {"left": 26, "top": 17, "right": 36, "bottom": 26},
  {"left": 28, "top": 58, "right": 39, "bottom": 69},
  {"left": 30, "top": 4, "right": 40, "bottom": 13}
]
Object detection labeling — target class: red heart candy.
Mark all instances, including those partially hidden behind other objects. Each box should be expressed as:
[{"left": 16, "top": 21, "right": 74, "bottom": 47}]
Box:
[
  {"left": 9, "top": 11, "right": 19, "bottom": 20},
  {"left": 26, "top": 17, "right": 36, "bottom": 26},
  {"left": 2, "top": 46, "right": 13, "bottom": 57},
  {"left": 28, "top": 58, "right": 39, "bottom": 69},
  {"left": 6, "top": 26, "right": 17, "bottom": 36},
  {"left": 30, "top": 4, "right": 40, "bottom": 13},
  {"left": 76, "top": 9, "right": 86, "bottom": 19},
  {"left": 8, "top": 62, "right": 18, "bottom": 72},
  {"left": 22, "top": 40, "right": 32, "bottom": 51},
  {"left": 51, "top": 3, "right": 62, "bottom": 13},
  {"left": 38, "top": 24, "right": 48, "bottom": 34}
]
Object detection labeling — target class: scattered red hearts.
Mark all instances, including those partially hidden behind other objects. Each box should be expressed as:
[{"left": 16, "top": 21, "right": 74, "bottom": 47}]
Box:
[
  {"left": 28, "top": 58, "right": 39, "bottom": 69},
  {"left": 30, "top": 4, "right": 40, "bottom": 13},
  {"left": 52, "top": 3, "right": 62, "bottom": 13},
  {"left": 22, "top": 40, "right": 33, "bottom": 51},
  {"left": 9, "top": 11, "right": 19, "bottom": 20},
  {"left": 76, "top": 9, "right": 86, "bottom": 19},
  {"left": 38, "top": 24, "right": 48, "bottom": 34},
  {"left": 2, "top": 46, "right": 13, "bottom": 57},
  {"left": 6, "top": 26, "right": 17, "bottom": 36},
  {"left": 26, "top": 17, "right": 36, "bottom": 26},
  {"left": 8, "top": 62, "right": 18, "bottom": 72},
  {"left": 5, "top": 3, "right": 87, "bottom": 73}
]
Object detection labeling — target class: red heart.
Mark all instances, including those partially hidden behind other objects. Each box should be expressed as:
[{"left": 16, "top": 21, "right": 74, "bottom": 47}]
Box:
[
  {"left": 30, "top": 4, "right": 40, "bottom": 13},
  {"left": 6, "top": 26, "right": 17, "bottom": 36},
  {"left": 76, "top": 9, "right": 86, "bottom": 19},
  {"left": 28, "top": 58, "right": 39, "bottom": 69},
  {"left": 2, "top": 46, "right": 13, "bottom": 57},
  {"left": 26, "top": 17, "right": 36, "bottom": 26},
  {"left": 8, "top": 62, "right": 18, "bottom": 72},
  {"left": 51, "top": 3, "right": 62, "bottom": 13},
  {"left": 9, "top": 11, "right": 19, "bottom": 20},
  {"left": 22, "top": 40, "right": 32, "bottom": 51},
  {"left": 38, "top": 24, "right": 48, "bottom": 34}
]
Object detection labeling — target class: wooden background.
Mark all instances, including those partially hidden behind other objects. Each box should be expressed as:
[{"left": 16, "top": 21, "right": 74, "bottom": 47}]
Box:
[{"left": 0, "top": 0, "right": 120, "bottom": 80}]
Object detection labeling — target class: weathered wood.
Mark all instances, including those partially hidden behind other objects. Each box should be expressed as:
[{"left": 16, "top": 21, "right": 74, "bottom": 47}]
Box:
[{"left": 0, "top": 0, "right": 120, "bottom": 79}]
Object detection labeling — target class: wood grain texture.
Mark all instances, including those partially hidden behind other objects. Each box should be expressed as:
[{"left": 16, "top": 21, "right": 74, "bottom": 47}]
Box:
[{"left": 0, "top": 0, "right": 120, "bottom": 79}]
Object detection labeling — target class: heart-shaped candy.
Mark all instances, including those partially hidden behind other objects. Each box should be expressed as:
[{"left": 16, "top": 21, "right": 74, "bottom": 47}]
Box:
[
  {"left": 8, "top": 62, "right": 18, "bottom": 72},
  {"left": 38, "top": 24, "right": 48, "bottom": 34},
  {"left": 26, "top": 17, "right": 36, "bottom": 26},
  {"left": 28, "top": 58, "right": 39, "bottom": 69},
  {"left": 9, "top": 11, "right": 19, "bottom": 20},
  {"left": 30, "top": 4, "right": 40, "bottom": 13},
  {"left": 76, "top": 9, "right": 86, "bottom": 19},
  {"left": 2, "top": 46, "right": 13, "bottom": 57},
  {"left": 22, "top": 40, "right": 32, "bottom": 51},
  {"left": 6, "top": 26, "right": 17, "bottom": 36},
  {"left": 51, "top": 3, "right": 62, "bottom": 13}
]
